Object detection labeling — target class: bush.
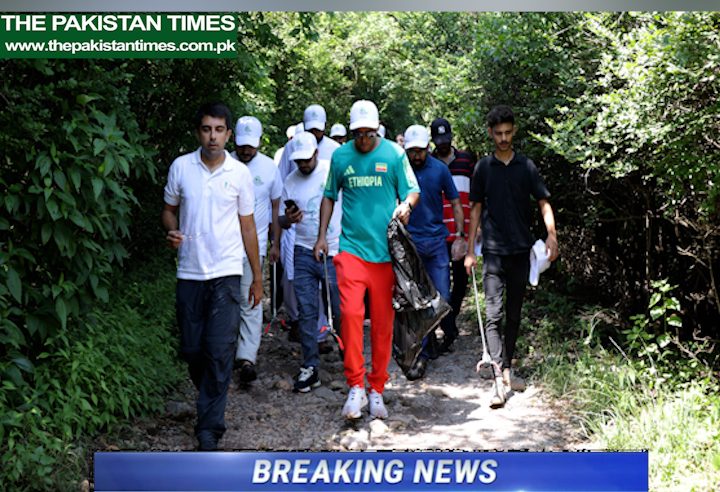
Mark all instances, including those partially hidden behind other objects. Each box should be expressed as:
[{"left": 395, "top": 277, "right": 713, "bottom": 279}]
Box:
[
  {"left": 0, "top": 255, "right": 182, "bottom": 491},
  {"left": 527, "top": 287, "right": 719, "bottom": 491}
]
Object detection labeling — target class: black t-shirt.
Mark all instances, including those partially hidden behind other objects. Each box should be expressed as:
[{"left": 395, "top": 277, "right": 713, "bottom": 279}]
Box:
[{"left": 469, "top": 153, "right": 551, "bottom": 255}]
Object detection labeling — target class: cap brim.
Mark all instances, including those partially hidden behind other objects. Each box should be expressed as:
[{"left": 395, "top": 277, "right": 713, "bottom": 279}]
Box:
[
  {"left": 432, "top": 134, "right": 452, "bottom": 145},
  {"left": 349, "top": 119, "right": 379, "bottom": 131},
  {"left": 235, "top": 136, "right": 260, "bottom": 147},
  {"left": 304, "top": 120, "right": 325, "bottom": 131},
  {"left": 404, "top": 139, "right": 429, "bottom": 150},
  {"left": 289, "top": 150, "right": 314, "bottom": 161}
]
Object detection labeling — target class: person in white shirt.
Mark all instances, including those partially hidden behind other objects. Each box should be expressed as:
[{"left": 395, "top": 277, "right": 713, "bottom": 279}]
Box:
[
  {"left": 278, "top": 105, "right": 339, "bottom": 181},
  {"left": 162, "top": 102, "right": 262, "bottom": 451},
  {"left": 279, "top": 132, "right": 342, "bottom": 393},
  {"left": 274, "top": 124, "right": 299, "bottom": 166},
  {"left": 230, "top": 116, "right": 283, "bottom": 384},
  {"left": 278, "top": 107, "right": 340, "bottom": 345}
]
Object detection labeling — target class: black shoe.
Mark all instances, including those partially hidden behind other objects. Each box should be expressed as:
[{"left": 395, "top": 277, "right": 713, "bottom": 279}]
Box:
[
  {"left": 406, "top": 358, "right": 428, "bottom": 381},
  {"left": 318, "top": 340, "right": 333, "bottom": 354},
  {"left": 425, "top": 332, "right": 440, "bottom": 360},
  {"left": 293, "top": 366, "right": 321, "bottom": 393},
  {"left": 288, "top": 321, "right": 301, "bottom": 343},
  {"left": 196, "top": 432, "right": 218, "bottom": 451},
  {"left": 237, "top": 360, "right": 257, "bottom": 383},
  {"left": 438, "top": 338, "right": 456, "bottom": 355}
]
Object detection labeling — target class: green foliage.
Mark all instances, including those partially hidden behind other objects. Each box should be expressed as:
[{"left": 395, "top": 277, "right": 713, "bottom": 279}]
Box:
[
  {"left": 527, "top": 288, "right": 719, "bottom": 491},
  {"left": 0, "top": 59, "right": 155, "bottom": 380},
  {"left": 0, "top": 256, "right": 181, "bottom": 491}
]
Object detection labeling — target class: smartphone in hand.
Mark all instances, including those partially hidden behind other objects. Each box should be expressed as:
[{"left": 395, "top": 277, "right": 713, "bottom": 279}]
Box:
[{"left": 284, "top": 199, "right": 298, "bottom": 211}]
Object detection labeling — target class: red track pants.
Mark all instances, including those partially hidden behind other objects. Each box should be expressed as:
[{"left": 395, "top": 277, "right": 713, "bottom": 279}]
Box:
[{"left": 333, "top": 251, "right": 395, "bottom": 393}]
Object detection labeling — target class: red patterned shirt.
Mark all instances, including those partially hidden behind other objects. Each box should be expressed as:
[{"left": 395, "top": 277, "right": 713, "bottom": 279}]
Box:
[{"left": 434, "top": 148, "right": 476, "bottom": 242}]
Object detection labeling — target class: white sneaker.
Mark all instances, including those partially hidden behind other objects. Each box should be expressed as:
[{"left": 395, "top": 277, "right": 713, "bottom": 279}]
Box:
[
  {"left": 342, "top": 385, "right": 367, "bottom": 419},
  {"left": 368, "top": 389, "right": 388, "bottom": 419}
]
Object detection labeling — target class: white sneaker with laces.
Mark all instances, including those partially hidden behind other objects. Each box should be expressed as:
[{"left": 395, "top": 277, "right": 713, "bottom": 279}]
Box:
[
  {"left": 342, "top": 385, "right": 367, "bottom": 419},
  {"left": 368, "top": 389, "right": 388, "bottom": 419}
]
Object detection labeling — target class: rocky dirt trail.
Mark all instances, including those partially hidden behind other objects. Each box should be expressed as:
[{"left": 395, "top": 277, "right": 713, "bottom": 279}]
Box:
[{"left": 105, "top": 301, "right": 590, "bottom": 454}]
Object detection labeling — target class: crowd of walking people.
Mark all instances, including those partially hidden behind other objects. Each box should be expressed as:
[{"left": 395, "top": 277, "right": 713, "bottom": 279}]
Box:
[{"left": 162, "top": 100, "right": 558, "bottom": 450}]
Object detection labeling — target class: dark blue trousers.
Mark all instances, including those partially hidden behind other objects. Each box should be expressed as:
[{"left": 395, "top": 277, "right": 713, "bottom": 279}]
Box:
[{"left": 176, "top": 275, "right": 241, "bottom": 442}]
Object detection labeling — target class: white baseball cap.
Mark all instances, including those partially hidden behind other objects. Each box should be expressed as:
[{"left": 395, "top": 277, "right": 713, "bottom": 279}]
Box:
[
  {"left": 330, "top": 123, "right": 347, "bottom": 137},
  {"left": 289, "top": 131, "right": 318, "bottom": 161},
  {"left": 349, "top": 100, "right": 379, "bottom": 131},
  {"left": 529, "top": 239, "right": 551, "bottom": 286},
  {"left": 303, "top": 104, "right": 327, "bottom": 131},
  {"left": 234, "top": 116, "right": 262, "bottom": 148},
  {"left": 295, "top": 122, "right": 305, "bottom": 136},
  {"left": 403, "top": 125, "right": 430, "bottom": 150},
  {"left": 285, "top": 125, "right": 296, "bottom": 139}
]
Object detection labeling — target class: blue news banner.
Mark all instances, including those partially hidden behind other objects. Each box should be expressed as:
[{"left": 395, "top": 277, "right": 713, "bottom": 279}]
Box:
[{"left": 94, "top": 451, "right": 648, "bottom": 491}]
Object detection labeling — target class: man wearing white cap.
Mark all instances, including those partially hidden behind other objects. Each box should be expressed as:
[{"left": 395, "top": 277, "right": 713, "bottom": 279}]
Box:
[
  {"left": 279, "top": 107, "right": 339, "bottom": 346},
  {"left": 230, "top": 116, "right": 283, "bottom": 383},
  {"left": 464, "top": 105, "right": 559, "bottom": 408},
  {"left": 329, "top": 123, "right": 347, "bottom": 145},
  {"left": 402, "top": 124, "right": 464, "bottom": 381},
  {"left": 279, "top": 132, "right": 343, "bottom": 393},
  {"left": 279, "top": 106, "right": 339, "bottom": 182},
  {"left": 314, "top": 100, "right": 420, "bottom": 420}
]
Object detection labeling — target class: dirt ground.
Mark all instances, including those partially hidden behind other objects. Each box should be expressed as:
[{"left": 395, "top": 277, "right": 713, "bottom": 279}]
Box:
[{"left": 100, "top": 299, "right": 591, "bottom": 454}]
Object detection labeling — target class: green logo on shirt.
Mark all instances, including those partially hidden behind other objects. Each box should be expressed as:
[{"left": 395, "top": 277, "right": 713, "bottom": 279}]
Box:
[
  {"left": 254, "top": 176, "right": 263, "bottom": 186},
  {"left": 344, "top": 165, "right": 356, "bottom": 177}
]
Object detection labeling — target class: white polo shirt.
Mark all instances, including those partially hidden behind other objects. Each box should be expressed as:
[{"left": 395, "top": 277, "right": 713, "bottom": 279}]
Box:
[
  {"left": 231, "top": 151, "right": 283, "bottom": 255},
  {"left": 280, "top": 159, "right": 342, "bottom": 256},
  {"left": 164, "top": 148, "right": 255, "bottom": 280}
]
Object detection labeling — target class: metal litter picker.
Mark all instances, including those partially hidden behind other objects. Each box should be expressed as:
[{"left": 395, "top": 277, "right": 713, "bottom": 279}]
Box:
[
  {"left": 321, "top": 252, "right": 344, "bottom": 356},
  {"left": 264, "top": 261, "right": 285, "bottom": 335},
  {"left": 471, "top": 266, "right": 505, "bottom": 408}
]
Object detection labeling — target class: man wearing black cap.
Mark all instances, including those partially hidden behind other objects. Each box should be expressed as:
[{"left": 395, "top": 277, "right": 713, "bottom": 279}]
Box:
[{"left": 430, "top": 117, "right": 477, "bottom": 354}]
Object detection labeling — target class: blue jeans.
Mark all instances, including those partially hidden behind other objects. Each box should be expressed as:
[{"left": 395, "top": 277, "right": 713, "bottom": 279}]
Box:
[
  {"left": 415, "top": 238, "right": 451, "bottom": 359},
  {"left": 176, "top": 275, "right": 241, "bottom": 442},
  {"left": 293, "top": 246, "right": 340, "bottom": 368}
]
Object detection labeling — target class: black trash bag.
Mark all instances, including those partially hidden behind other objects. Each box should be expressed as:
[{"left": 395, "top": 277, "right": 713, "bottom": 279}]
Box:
[{"left": 387, "top": 218, "right": 451, "bottom": 376}]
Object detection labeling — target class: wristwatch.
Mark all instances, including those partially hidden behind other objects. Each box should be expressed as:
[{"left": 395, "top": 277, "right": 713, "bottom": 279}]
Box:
[{"left": 455, "top": 231, "right": 465, "bottom": 238}]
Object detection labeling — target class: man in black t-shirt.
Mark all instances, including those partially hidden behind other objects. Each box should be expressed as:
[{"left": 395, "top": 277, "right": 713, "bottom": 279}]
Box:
[{"left": 464, "top": 105, "right": 559, "bottom": 409}]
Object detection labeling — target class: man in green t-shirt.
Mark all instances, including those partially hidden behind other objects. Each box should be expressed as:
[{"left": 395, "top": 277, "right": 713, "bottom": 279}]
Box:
[{"left": 314, "top": 100, "right": 420, "bottom": 421}]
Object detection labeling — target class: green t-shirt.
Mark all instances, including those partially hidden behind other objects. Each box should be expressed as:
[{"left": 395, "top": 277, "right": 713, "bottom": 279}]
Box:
[{"left": 324, "top": 139, "right": 420, "bottom": 263}]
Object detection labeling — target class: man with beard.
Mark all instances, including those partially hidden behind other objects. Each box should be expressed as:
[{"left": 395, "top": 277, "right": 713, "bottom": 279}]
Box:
[
  {"left": 231, "top": 116, "right": 283, "bottom": 384},
  {"left": 402, "top": 124, "right": 464, "bottom": 381},
  {"left": 279, "top": 132, "right": 342, "bottom": 393},
  {"left": 278, "top": 105, "right": 340, "bottom": 349},
  {"left": 430, "top": 117, "right": 476, "bottom": 354},
  {"left": 464, "top": 105, "right": 559, "bottom": 408}
]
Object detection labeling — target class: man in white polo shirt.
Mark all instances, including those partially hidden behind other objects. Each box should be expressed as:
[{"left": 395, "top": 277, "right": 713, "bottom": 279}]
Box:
[
  {"left": 231, "top": 116, "right": 283, "bottom": 384},
  {"left": 279, "top": 132, "right": 342, "bottom": 393},
  {"left": 162, "top": 102, "right": 263, "bottom": 451}
]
